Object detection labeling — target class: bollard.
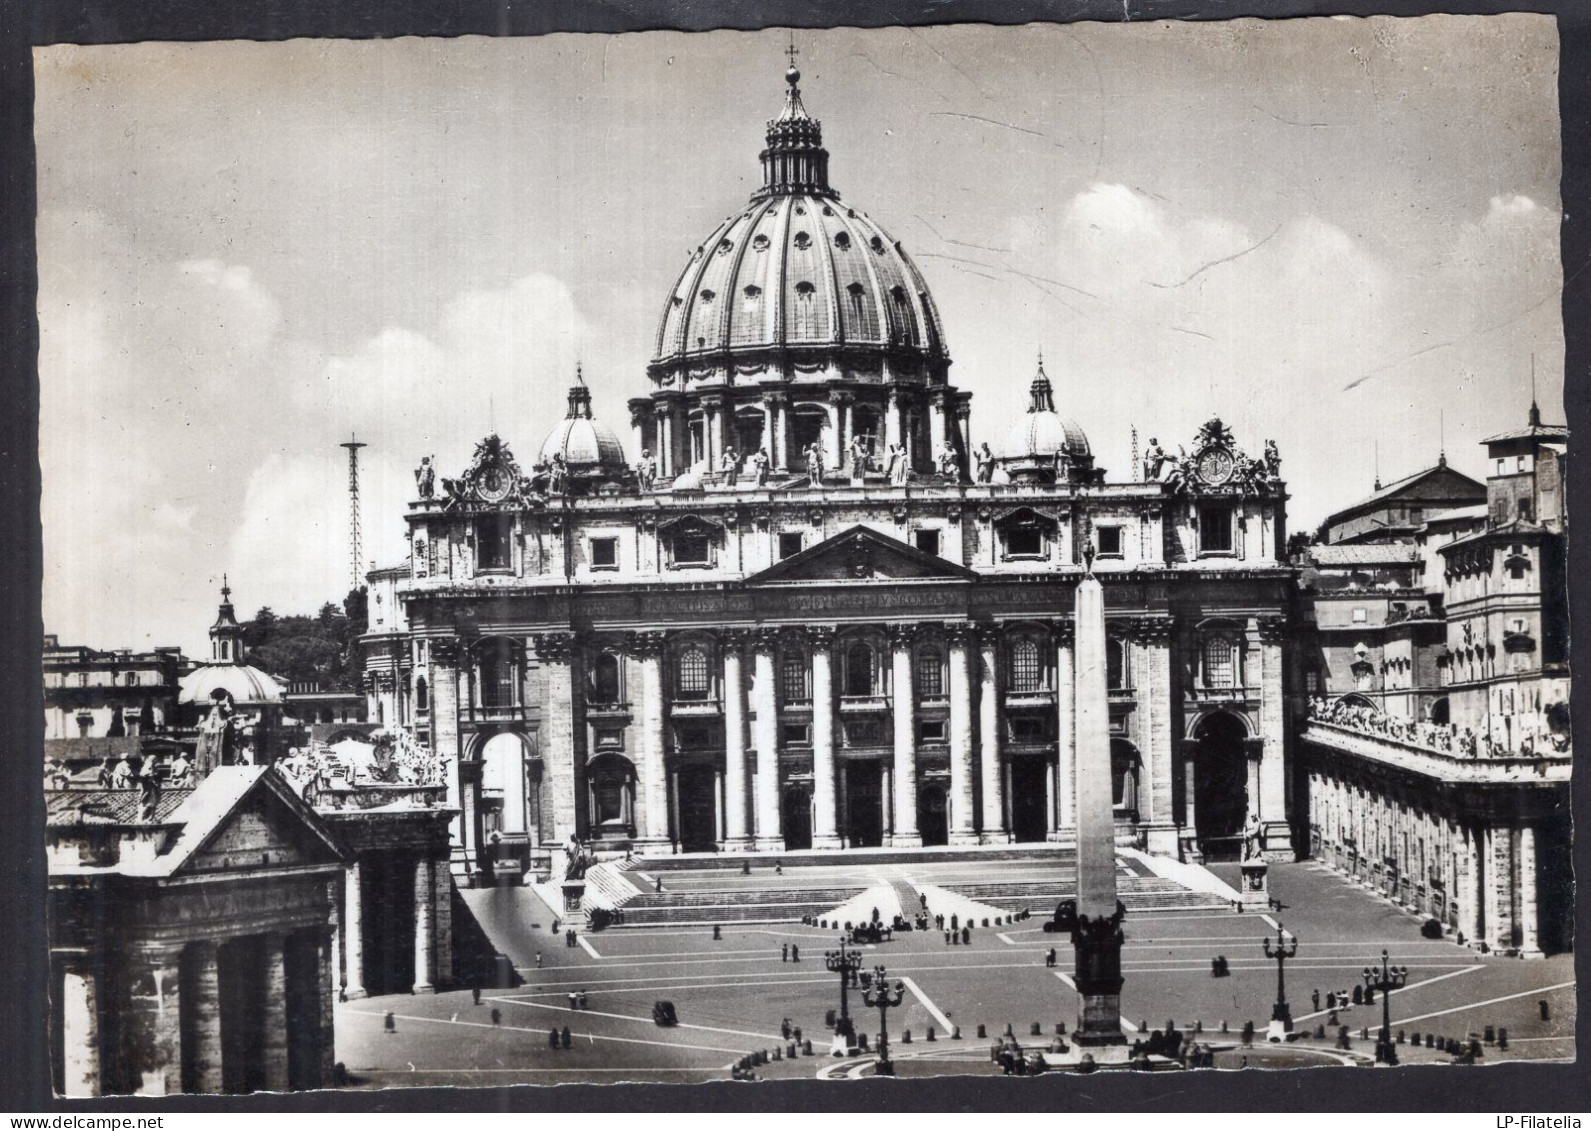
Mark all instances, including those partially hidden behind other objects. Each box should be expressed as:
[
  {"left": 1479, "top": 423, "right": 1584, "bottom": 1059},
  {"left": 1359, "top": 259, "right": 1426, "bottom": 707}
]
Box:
[
  {"left": 1058, "top": 1022, "right": 1067, "bottom": 1035},
  {"left": 788, "top": 1043, "right": 797, "bottom": 1059},
  {"left": 1424, "top": 1033, "right": 1434, "bottom": 1048},
  {"left": 1314, "top": 1025, "right": 1326, "bottom": 1040},
  {"left": 977, "top": 1024, "right": 987, "bottom": 1039},
  {"left": 1032, "top": 1022, "right": 1043, "bottom": 1036},
  {"left": 1498, "top": 1028, "right": 1508, "bottom": 1050},
  {"left": 952, "top": 1025, "right": 962, "bottom": 1040},
  {"left": 1221, "top": 1020, "right": 1228, "bottom": 1034},
  {"left": 773, "top": 1046, "right": 782, "bottom": 1061},
  {"left": 1360, "top": 1027, "right": 1369, "bottom": 1041},
  {"left": 1337, "top": 1026, "right": 1351, "bottom": 1050},
  {"left": 1396, "top": 1029, "right": 1405, "bottom": 1044},
  {"left": 1194, "top": 1020, "right": 1203, "bottom": 1034},
  {"left": 902, "top": 1029, "right": 911, "bottom": 1044},
  {"left": 927, "top": 1027, "right": 936, "bottom": 1042},
  {"left": 803, "top": 1038, "right": 813, "bottom": 1056},
  {"left": 1484, "top": 1024, "right": 1496, "bottom": 1044},
  {"left": 713, "top": 925, "right": 722, "bottom": 940},
  {"left": 1541, "top": 1000, "right": 1551, "bottom": 1022}
]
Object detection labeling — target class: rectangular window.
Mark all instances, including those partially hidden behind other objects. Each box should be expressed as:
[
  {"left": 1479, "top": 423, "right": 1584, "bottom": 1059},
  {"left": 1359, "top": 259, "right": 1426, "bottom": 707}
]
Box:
[
  {"left": 919, "top": 719, "right": 946, "bottom": 743},
  {"left": 1202, "top": 637, "right": 1236, "bottom": 688},
  {"left": 914, "top": 529, "right": 941, "bottom": 557},
  {"left": 1007, "top": 716, "right": 1048, "bottom": 743},
  {"left": 590, "top": 537, "right": 618, "bottom": 569},
  {"left": 779, "top": 532, "right": 804, "bottom": 560},
  {"left": 782, "top": 722, "right": 810, "bottom": 746},
  {"left": 916, "top": 648, "right": 944, "bottom": 698},
  {"left": 1096, "top": 525, "right": 1123, "bottom": 557},
  {"left": 1305, "top": 668, "right": 1321, "bottom": 694},
  {"left": 1352, "top": 607, "right": 1367, "bottom": 623},
  {"left": 1004, "top": 527, "right": 1044, "bottom": 558},
  {"left": 781, "top": 653, "right": 809, "bottom": 703},
  {"left": 672, "top": 533, "right": 712, "bottom": 566},
  {"left": 477, "top": 515, "right": 514, "bottom": 571},
  {"left": 1198, "top": 505, "right": 1234, "bottom": 554},
  {"left": 594, "top": 727, "right": 624, "bottom": 751}
]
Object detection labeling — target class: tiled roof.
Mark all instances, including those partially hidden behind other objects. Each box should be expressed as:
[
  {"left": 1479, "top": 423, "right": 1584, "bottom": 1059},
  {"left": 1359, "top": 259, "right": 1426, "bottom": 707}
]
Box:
[
  {"left": 44, "top": 787, "right": 195, "bottom": 827},
  {"left": 1308, "top": 543, "right": 1421, "bottom": 566}
]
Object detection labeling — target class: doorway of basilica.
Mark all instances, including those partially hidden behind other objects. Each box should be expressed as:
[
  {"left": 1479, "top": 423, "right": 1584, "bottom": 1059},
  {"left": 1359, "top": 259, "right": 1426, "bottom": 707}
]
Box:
[
  {"left": 675, "top": 765, "right": 717, "bottom": 852},
  {"left": 782, "top": 786, "right": 812, "bottom": 850},
  {"left": 1009, "top": 758, "right": 1048, "bottom": 842},
  {"left": 843, "top": 760, "right": 884, "bottom": 848},
  {"left": 917, "top": 785, "right": 948, "bottom": 846},
  {"left": 1193, "top": 712, "right": 1249, "bottom": 861}
]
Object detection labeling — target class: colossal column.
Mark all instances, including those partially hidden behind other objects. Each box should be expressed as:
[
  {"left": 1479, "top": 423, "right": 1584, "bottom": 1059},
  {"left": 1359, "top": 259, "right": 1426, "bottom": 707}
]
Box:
[
  {"left": 1255, "top": 617, "right": 1291, "bottom": 858},
  {"left": 132, "top": 949, "right": 183, "bottom": 1096},
  {"left": 1460, "top": 825, "right": 1483, "bottom": 947},
  {"left": 413, "top": 855, "right": 436, "bottom": 993},
  {"left": 429, "top": 639, "right": 467, "bottom": 871},
  {"left": 186, "top": 941, "right": 224, "bottom": 1094},
  {"left": 721, "top": 630, "right": 753, "bottom": 850},
  {"left": 751, "top": 629, "right": 783, "bottom": 850},
  {"left": 534, "top": 632, "right": 584, "bottom": 845},
  {"left": 810, "top": 626, "right": 841, "bottom": 848},
  {"left": 1134, "top": 618, "right": 1178, "bottom": 856},
  {"left": 1071, "top": 552, "right": 1126, "bottom": 1048},
  {"left": 977, "top": 625, "right": 1008, "bottom": 842},
  {"left": 1484, "top": 824, "right": 1515, "bottom": 951},
  {"left": 342, "top": 858, "right": 365, "bottom": 1000},
  {"left": 261, "top": 933, "right": 289, "bottom": 1091},
  {"left": 633, "top": 632, "right": 670, "bottom": 848},
  {"left": 888, "top": 625, "right": 921, "bottom": 847},
  {"left": 1518, "top": 822, "right": 1542, "bottom": 957},
  {"left": 1052, "top": 621, "right": 1076, "bottom": 840},
  {"left": 946, "top": 622, "right": 979, "bottom": 845}
]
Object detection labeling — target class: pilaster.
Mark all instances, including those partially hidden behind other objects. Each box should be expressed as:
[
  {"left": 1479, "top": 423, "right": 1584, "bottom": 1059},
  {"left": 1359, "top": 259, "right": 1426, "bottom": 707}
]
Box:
[{"left": 632, "top": 631, "right": 670, "bottom": 847}]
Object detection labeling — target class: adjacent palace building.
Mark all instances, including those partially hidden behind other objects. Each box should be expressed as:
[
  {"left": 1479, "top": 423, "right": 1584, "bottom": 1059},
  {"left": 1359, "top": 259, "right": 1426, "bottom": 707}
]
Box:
[{"left": 361, "top": 64, "right": 1298, "bottom": 878}]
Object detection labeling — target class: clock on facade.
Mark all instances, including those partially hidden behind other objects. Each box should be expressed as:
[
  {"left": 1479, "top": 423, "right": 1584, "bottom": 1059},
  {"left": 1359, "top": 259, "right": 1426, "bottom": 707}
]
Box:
[
  {"left": 1196, "top": 447, "right": 1235, "bottom": 486},
  {"left": 476, "top": 463, "right": 513, "bottom": 502}
]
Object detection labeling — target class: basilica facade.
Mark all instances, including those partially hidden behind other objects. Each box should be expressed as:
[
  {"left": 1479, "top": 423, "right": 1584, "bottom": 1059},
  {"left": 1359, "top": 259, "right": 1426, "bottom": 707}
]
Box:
[{"left": 362, "top": 65, "right": 1298, "bottom": 877}]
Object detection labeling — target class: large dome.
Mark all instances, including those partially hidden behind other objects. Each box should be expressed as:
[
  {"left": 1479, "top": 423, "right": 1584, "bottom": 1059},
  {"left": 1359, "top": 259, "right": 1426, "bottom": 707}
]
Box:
[
  {"left": 653, "top": 194, "right": 947, "bottom": 365},
  {"left": 650, "top": 66, "right": 946, "bottom": 369}
]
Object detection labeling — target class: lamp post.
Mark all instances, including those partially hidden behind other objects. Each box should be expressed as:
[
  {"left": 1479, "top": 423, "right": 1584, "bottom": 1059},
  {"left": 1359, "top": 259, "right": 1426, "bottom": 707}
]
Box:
[
  {"left": 861, "top": 965, "right": 908, "bottom": 1076},
  {"left": 1261, "top": 922, "right": 1298, "bottom": 1036},
  {"left": 824, "top": 938, "right": 863, "bottom": 1039},
  {"left": 1363, "top": 950, "right": 1408, "bottom": 1065}
]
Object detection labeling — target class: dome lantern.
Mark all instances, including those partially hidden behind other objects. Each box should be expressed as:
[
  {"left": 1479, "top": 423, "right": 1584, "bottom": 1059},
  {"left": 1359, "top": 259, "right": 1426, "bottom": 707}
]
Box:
[{"left": 756, "top": 51, "right": 833, "bottom": 200}]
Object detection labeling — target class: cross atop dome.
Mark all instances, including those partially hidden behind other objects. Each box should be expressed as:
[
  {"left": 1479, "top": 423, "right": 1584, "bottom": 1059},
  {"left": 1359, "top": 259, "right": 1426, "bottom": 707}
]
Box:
[{"left": 1028, "top": 351, "right": 1056, "bottom": 414}]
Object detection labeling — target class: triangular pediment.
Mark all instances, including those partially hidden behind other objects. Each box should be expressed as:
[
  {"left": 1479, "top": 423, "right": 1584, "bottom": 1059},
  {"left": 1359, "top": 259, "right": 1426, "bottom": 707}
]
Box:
[
  {"left": 747, "top": 525, "right": 977, "bottom": 584},
  {"left": 166, "top": 766, "right": 347, "bottom": 876}
]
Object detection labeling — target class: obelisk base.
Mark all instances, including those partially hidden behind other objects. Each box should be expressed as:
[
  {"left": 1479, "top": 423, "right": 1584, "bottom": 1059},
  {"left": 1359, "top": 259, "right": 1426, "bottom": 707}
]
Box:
[{"left": 1071, "top": 906, "right": 1128, "bottom": 1048}]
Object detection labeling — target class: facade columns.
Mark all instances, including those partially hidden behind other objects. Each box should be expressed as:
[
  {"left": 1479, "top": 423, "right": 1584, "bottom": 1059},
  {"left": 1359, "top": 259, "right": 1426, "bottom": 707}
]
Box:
[
  {"left": 413, "top": 856, "right": 436, "bottom": 993},
  {"left": 1180, "top": 740, "right": 1201, "bottom": 861},
  {"left": 722, "top": 631, "right": 752, "bottom": 849},
  {"left": 1459, "top": 825, "right": 1483, "bottom": 947},
  {"left": 654, "top": 405, "right": 673, "bottom": 477},
  {"left": 58, "top": 960, "right": 99, "bottom": 1097},
  {"left": 1052, "top": 625, "right": 1076, "bottom": 839},
  {"left": 1134, "top": 620, "right": 1178, "bottom": 855},
  {"left": 433, "top": 858, "right": 454, "bottom": 986},
  {"left": 1518, "top": 823, "right": 1542, "bottom": 957},
  {"left": 929, "top": 390, "right": 948, "bottom": 459},
  {"left": 977, "top": 626, "right": 1008, "bottom": 842},
  {"left": 751, "top": 630, "right": 783, "bottom": 850},
  {"left": 342, "top": 858, "right": 365, "bottom": 1000},
  {"left": 1255, "top": 619, "right": 1292, "bottom": 858},
  {"left": 428, "top": 642, "right": 466, "bottom": 872},
  {"left": 261, "top": 934, "right": 289, "bottom": 1091},
  {"left": 634, "top": 632, "right": 670, "bottom": 847},
  {"left": 946, "top": 622, "right": 979, "bottom": 845},
  {"left": 1044, "top": 760, "right": 1058, "bottom": 836},
  {"left": 889, "top": 625, "right": 921, "bottom": 847},
  {"left": 810, "top": 627, "right": 840, "bottom": 848},
  {"left": 185, "top": 940, "right": 223, "bottom": 1095},
  {"left": 534, "top": 633, "right": 584, "bottom": 845},
  {"left": 1484, "top": 825, "right": 1515, "bottom": 951}
]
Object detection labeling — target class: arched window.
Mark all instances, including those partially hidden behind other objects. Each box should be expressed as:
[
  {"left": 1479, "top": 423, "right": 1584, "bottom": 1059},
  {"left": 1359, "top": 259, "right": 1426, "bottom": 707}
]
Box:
[
  {"left": 415, "top": 675, "right": 428, "bottom": 713},
  {"left": 1106, "top": 638, "right": 1126, "bottom": 690},
  {"left": 846, "top": 281, "right": 867, "bottom": 325},
  {"left": 591, "top": 653, "right": 621, "bottom": 704},
  {"left": 916, "top": 646, "right": 944, "bottom": 698},
  {"left": 793, "top": 281, "right": 818, "bottom": 337},
  {"left": 845, "top": 642, "right": 875, "bottom": 697},
  {"left": 1202, "top": 636, "right": 1236, "bottom": 689},
  {"left": 1008, "top": 637, "right": 1043, "bottom": 693},
  {"left": 675, "top": 646, "right": 711, "bottom": 700},
  {"left": 781, "top": 651, "right": 810, "bottom": 703}
]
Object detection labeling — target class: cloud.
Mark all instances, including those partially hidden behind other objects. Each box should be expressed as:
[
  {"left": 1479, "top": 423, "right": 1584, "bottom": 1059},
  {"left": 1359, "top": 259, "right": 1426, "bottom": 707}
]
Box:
[{"left": 226, "top": 452, "right": 349, "bottom": 615}]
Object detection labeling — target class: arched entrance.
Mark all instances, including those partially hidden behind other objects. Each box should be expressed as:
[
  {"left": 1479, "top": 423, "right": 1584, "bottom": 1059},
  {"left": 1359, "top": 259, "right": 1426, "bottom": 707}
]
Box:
[
  {"left": 1009, "top": 758, "right": 1048, "bottom": 843},
  {"left": 1192, "top": 712, "right": 1249, "bottom": 861},
  {"left": 1111, "top": 739, "right": 1141, "bottom": 820},
  {"left": 918, "top": 785, "right": 949, "bottom": 847},
  {"left": 844, "top": 760, "right": 884, "bottom": 848},
  {"left": 480, "top": 732, "right": 529, "bottom": 837},
  {"left": 675, "top": 765, "right": 718, "bottom": 852},
  {"left": 1429, "top": 697, "right": 1450, "bottom": 725},
  {"left": 782, "top": 786, "right": 812, "bottom": 850}
]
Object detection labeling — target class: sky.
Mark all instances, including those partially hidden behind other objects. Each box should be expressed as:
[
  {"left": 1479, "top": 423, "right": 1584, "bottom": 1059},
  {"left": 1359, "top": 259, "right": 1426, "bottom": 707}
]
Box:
[{"left": 35, "top": 16, "right": 1564, "bottom": 656}]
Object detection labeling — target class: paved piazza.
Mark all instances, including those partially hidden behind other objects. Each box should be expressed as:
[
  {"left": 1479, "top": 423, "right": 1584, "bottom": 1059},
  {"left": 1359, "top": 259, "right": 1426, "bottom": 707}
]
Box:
[{"left": 335, "top": 859, "right": 1574, "bottom": 1087}]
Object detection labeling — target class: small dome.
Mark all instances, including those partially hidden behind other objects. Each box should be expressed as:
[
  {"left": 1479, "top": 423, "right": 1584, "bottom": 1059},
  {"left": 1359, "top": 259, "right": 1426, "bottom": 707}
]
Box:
[
  {"left": 670, "top": 462, "right": 708, "bottom": 492},
  {"left": 179, "top": 663, "right": 284, "bottom": 707},
  {"left": 997, "top": 356, "right": 1091, "bottom": 461},
  {"left": 539, "top": 371, "right": 627, "bottom": 469}
]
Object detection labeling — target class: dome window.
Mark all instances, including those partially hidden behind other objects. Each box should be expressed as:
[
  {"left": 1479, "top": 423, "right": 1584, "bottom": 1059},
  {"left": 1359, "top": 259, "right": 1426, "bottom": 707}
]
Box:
[
  {"left": 717, "top": 238, "right": 734, "bottom": 256},
  {"left": 834, "top": 231, "right": 851, "bottom": 250},
  {"left": 793, "top": 231, "right": 812, "bottom": 250},
  {"left": 753, "top": 234, "right": 770, "bottom": 252},
  {"left": 847, "top": 208, "right": 857, "bottom": 218},
  {"left": 822, "top": 205, "right": 834, "bottom": 216},
  {"left": 870, "top": 235, "right": 886, "bottom": 253},
  {"left": 742, "top": 285, "right": 762, "bottom": 309},
  {"left": 890, "top": 285, "right": 908, "bottom": 304},
  {"left": 794, "top": 281, "right": 816, "bottom": 298},
  {"left": 846, "top": 282, "right": 865, "bottom": 296},
  {"left": 699, "top": 289, "right": 716, "bottom": 304},
  {"left": 794, "top": 204, "right": 806, "bottom": 216},
  {"left": 672, "top": 296, "right": 684, "bottom": 307}
]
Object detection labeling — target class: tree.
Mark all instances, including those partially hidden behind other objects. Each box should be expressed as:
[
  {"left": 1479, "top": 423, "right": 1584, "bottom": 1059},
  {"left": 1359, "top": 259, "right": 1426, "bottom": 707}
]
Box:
[{"left": 245, "top": 606, "right": 278, "bottom": 651}]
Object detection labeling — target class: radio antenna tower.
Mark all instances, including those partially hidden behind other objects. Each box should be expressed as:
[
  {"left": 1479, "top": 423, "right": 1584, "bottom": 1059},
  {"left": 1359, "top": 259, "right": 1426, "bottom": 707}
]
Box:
[{"left": 340, "top": 434, "right": 368, "bottom": 593}]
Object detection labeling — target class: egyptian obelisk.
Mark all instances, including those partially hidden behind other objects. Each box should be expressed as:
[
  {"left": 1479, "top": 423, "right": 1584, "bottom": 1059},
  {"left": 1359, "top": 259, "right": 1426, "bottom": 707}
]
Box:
[{"left": 1071, "top": 542, "right": 1126, "bottom": 1047}]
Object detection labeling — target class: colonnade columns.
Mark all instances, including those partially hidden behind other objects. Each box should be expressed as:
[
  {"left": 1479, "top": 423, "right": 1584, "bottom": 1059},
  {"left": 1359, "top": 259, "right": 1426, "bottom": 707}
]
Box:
[
  {"left": 261, "top": 934, "right": 289, "bottom": 1091},
  {"left": 1484, "top": 825, "right": 1516, "bottom": 951},
  {"left": 185, "top": 941, "right": 224, "bottom": 1095},
  {"left": 751, "top": 630, "right": 783, "bottom": 850},
  {"left": 810, "top": 627, "right": 841, "bottom": 848},
  {"left": 1458, "top": 826, "right": 1483, "bottom": 947},
  {"left": 721, "top": 630, "right": 753, "bottom": 850},
  {"left": 413, "top": 855, "right": 436, "bottom": 994},
  {"left": 342, "top": 858, "right": 365, "bottom": 1000},
  {"left": 1179, "top": 740, "right": 1201, "bottom": 862},
  {"left": 534, "top": 633, "right": 583, "bottom": 844},
  {"left": 58, "top": 957, "right": 99, "bottom": 1097},
  {"left": 1050, "top": 624, "right": 1076, "bottom": 841},
  {"left": 976, "top": 626, "right": 1008, "bottom": 843},
  {"left": 1518, "top": 823, "right": 1542, "bottom": 957},
  {"left": 633, "top": 632, "right": 670, "bottom": 848},
  {"left": 888, "top": 625, "right": 921, "bottom": 847},
  {"left": 946, "top": 622, "right": 979, "bottom": 845},
  {"left": 133, "top": 949, "right": 183, "bottom": 1096}
]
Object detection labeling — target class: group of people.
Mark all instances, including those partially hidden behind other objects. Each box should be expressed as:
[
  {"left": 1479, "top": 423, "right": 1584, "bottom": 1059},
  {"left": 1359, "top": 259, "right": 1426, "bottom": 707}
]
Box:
[
  {"left": 1308, "top": 696, "right": 1569, "bottom": 758},
  {"left": 44, "top": 750, "right": 196, "bottom": 793}
]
